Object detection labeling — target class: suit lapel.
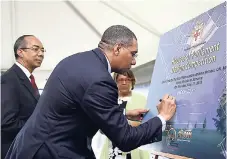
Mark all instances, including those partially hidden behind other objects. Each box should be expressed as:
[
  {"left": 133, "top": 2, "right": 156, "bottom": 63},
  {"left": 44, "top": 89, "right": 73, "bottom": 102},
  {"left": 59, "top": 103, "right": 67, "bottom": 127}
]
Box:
[
  {"left": 12, "top": 64, "right": 39, "bottom": 101},
  {"left": 21, "top": 77, "right": 40, "bottom": 101}
]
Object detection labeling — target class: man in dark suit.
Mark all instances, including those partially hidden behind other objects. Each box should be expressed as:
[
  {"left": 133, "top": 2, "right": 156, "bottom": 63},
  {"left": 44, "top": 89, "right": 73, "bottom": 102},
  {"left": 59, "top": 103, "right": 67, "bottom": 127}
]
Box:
[
  {"left": 5, "top": 25, "right": 176, "bottom": 159},
  {"left": 1, "top": 35, "right": 45, "bottom": 158}
]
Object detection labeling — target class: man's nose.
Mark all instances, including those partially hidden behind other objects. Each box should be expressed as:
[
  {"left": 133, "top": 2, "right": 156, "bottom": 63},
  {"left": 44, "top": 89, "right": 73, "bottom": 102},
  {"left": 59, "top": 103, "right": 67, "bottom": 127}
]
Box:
[{"left": 38, "top": 51, "right": 44, "bottom": 58}]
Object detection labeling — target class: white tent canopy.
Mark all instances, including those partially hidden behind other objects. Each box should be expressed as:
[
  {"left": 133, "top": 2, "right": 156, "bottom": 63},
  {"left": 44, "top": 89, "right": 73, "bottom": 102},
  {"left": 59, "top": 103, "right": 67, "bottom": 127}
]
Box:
[{"left": 1, "top": 0, "right": 224, "bottom": 88}]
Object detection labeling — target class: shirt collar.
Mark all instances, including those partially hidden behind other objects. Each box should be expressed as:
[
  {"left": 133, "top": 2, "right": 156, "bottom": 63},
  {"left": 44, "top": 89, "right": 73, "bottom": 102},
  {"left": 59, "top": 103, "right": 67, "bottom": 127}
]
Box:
[
  {"left": 15, "top": 62, "right": 31, "bottom": 81},
  {"left": 104, "top": 55, "right": 111, "bottom": 74},
  {"left": 118, "top": 96, "right": 132, "bottom": 104}
]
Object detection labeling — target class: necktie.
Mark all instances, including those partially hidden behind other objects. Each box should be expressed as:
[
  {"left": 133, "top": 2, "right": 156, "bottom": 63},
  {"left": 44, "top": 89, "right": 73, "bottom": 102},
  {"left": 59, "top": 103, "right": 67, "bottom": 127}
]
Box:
[{"left": 30, "top": 74, "right": 39, "bottom": 95}]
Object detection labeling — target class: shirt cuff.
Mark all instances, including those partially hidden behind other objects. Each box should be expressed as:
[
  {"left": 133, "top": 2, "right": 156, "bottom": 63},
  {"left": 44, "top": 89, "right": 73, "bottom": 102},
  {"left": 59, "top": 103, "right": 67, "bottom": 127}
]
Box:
[
  {"left": 123, "top": 109, "right": 126, "bottom": 115},
  {"left": 157, "top": 115, "right": 166, "bottom": 131}
]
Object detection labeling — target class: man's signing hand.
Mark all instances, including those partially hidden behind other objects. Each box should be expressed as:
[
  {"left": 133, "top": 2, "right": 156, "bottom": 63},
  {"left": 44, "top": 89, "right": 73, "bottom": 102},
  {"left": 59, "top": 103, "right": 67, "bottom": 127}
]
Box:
[{"left": 157, "top": 94, "right": 176, "bottom": 121}]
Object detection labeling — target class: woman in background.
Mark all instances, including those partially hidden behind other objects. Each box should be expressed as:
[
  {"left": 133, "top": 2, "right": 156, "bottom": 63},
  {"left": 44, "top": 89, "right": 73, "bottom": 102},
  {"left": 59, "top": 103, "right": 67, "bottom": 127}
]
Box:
[{"left": 100, "top": 70, "right": 150, "bottom": 159}]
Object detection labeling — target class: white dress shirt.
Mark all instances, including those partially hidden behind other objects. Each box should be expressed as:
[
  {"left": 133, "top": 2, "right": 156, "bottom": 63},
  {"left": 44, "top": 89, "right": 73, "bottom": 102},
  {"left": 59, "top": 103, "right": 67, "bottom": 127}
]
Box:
[{"left": 15, "top": 62, "right": 31, "bottom": 81}]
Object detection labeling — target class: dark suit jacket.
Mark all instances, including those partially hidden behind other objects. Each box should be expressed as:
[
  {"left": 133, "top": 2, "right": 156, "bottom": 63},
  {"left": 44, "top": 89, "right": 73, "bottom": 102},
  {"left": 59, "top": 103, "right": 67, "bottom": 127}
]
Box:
[
  {"left": 1, "top": 64, "right": 40, "bottom": 158},
  {"left": 5, "top": 48, "right": 162, "bottom": 159}
]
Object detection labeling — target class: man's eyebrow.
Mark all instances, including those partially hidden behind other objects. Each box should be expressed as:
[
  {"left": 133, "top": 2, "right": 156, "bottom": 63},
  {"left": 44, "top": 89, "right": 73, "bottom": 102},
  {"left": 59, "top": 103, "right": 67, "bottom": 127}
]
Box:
[{"left": 32, "top": 45, "right": 44, "bottom": 48}]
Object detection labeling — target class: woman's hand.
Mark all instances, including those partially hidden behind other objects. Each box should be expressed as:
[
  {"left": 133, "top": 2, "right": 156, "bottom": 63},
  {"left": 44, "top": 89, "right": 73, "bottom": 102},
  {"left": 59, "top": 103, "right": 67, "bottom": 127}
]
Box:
[{"left": 126, "top": 109, "right": 149, "bottom": 121}]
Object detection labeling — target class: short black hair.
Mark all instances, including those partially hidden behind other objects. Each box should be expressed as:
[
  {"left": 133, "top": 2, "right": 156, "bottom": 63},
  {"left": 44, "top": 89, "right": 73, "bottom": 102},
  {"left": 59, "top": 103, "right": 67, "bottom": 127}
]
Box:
[
  {"left": 100, "top": 25, "right": 137, "bottom": 49},
  {"left": 14, "top": 35, "right": 34, "bottom": 59}
]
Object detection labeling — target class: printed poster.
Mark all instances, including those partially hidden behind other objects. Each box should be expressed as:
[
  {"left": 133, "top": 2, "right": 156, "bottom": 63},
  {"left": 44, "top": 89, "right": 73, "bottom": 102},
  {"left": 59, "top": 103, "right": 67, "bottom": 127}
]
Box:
[{"left": 143, "top": 2, "right": 226, "bottom": 159}]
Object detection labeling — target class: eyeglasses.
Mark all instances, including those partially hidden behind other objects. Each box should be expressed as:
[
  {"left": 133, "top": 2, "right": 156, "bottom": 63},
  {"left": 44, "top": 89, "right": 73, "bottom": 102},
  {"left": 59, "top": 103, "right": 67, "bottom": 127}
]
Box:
[
  {"left": 117, "top": 78, "right": 133, "bottom": 83},
  {"left": 20, "top": 45, "right": 46, "bottom": 53},
  {"left": 122, "top": 46, "right": 138, "bottom": 59}
]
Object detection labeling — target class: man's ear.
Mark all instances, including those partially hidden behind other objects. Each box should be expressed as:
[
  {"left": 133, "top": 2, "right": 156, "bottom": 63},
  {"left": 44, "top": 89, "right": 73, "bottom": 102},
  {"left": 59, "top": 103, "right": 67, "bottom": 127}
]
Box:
[
  {"left": 113, "top": 44, "right": 120, "bottom": 56},
  {"left": 17, "top": 49, "right": 23, "bottom": 58}
]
